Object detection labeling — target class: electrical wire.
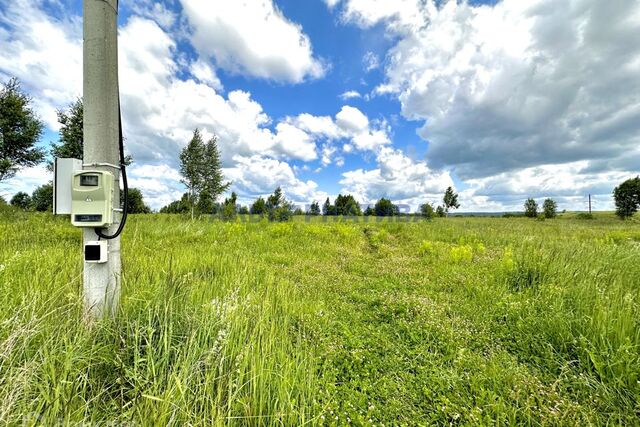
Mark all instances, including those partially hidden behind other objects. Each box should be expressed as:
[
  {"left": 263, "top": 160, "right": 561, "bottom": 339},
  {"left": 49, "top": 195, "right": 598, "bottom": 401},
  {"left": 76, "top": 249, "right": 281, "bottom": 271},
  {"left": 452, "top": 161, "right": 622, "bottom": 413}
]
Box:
[{"left": 94, "top": 104, "right": 128, "bottom": 240}]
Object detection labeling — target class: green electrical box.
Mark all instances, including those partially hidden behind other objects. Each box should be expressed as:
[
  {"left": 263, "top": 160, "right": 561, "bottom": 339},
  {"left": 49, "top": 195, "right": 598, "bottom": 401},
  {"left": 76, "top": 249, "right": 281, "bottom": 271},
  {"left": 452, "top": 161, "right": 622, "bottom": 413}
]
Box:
[{"left": 71, "top": 170, "right": 114, "bottom": 228}]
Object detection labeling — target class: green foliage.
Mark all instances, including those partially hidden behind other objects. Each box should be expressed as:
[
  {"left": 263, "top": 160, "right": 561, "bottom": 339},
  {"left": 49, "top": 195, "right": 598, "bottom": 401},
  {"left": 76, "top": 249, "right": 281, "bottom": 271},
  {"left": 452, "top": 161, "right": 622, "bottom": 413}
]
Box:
[
  {"left": 179, "top": 130, "right": 230, "bottom": 219},
  {"left": 159, "top": 193, "right": 190, "bottom": 214},
  {"left": 374, "top": 198, "right": 398, "bottom": 216},
  {"left": 266, "top": 187, "right": 294, "bottom": 222},
  {"left": 0, "top": 78, "right": 45, "bottom": 181},
  {"left": 250, "top": 196, "right": 267, "bottom": 216},
  {"left": 524, "top": 198, "right": 538, "bottom": 218},
  {"left": 334, "top": 194, "right": 362, "bottom": 216},
  {"left": 31, "top": 183, "right": 53, "bottom": 212},
  {"left": 613, "top": 176, "right": 640, "bottom": 219},
  {"left": 238, "top": 205, "right": 249, "bottom": 215},
  {"left": 443, "top": 186, "right": 460, "bottom": 214},
  {"left": 419, "top": 202, "right": 435, "bottom": 219},
  {"left": 125, "top": 188, "right": 151, "bottom": 214},
  {"left": 47, "top": 98, "right": 132, "bottom": 167},
  {"left": 195, "top": 188, "right": 215, "bottom": 215},
  {"left": 363, "top": 206, "right": 374, "bottom": 216},
  {"left": 576, "top": 212, "right": 594, "bottom": 220},
  {"left": 48, "top": 98, "right": 83, "bottom": 170},
  {"left": 10, "top": 191, "right": 31, "bottom": 210},
  {"left": 308, "top": 201, "right": 320, "bottom": 215},
  {"left": 322, "top": 197, "right": 336, "bottom": 215},
  {"left": 542, "top": 198, "right": 557, "bottom": 218},
  {"left": 220, "top": 192, "right": 237, "bottom": 221}
]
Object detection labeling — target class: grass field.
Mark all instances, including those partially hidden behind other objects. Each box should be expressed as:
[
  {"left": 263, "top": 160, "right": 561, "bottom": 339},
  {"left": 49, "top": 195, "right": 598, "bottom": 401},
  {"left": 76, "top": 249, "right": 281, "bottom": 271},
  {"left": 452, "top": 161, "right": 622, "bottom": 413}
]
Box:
[{"left": 1, "top": 210, "right": 639, "bottom": 425}]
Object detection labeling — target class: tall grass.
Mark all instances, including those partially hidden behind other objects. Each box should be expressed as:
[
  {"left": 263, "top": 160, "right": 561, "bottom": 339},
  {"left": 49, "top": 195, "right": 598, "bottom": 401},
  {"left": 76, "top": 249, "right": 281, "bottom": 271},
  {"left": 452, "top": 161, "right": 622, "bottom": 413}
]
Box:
[{"left": 1, "top": 211, "right": 639, "bottom": 424}]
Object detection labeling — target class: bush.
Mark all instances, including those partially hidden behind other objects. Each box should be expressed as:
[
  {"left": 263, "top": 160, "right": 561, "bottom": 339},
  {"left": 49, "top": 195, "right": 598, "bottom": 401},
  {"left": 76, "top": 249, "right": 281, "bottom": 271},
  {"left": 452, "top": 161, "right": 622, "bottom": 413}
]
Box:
[
  {"left": 576, "top": 213, "right": 594, "bottom": 220},
  {"left": 10, "top": 192, "right": 31, "bottom": 210}
]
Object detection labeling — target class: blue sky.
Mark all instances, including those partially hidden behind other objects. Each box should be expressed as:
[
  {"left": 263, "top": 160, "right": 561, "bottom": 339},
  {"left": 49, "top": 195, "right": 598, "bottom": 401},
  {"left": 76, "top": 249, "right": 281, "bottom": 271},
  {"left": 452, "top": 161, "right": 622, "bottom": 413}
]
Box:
[{"left": 1, "top": 0, "right": 639, "bottom": 211}]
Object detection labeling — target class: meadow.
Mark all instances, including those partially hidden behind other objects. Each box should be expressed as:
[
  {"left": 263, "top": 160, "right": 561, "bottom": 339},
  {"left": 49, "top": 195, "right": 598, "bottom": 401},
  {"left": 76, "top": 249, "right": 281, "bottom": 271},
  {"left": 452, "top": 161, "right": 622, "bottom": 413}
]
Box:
[{"left": 0, "top": 209, "right": 639, "bottom": 425}]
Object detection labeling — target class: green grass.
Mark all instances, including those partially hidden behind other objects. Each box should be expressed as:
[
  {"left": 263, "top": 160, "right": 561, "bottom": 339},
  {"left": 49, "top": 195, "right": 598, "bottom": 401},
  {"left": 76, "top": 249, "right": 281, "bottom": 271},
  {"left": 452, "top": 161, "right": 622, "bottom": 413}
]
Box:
[{"left": 1, "top": 210, "right": 639, "bottom": 425}]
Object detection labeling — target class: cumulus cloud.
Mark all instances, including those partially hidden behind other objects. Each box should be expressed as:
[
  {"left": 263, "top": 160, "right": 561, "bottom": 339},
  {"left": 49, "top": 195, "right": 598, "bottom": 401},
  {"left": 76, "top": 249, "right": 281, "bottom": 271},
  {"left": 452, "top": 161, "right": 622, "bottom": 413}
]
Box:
[
  {"left": 180, "top": 0, "right": 326, "bottom": 83},
  {"left": 0, "top": 3, "right": 324, "bottom": 209},
  {"left": 340, "top": 146, "right": 453, "bottom": 206},
  {"left": 0, "top": 0, "right": 82, "bottom": 128},
  {"left": 339, "top": 90, "right": 362, "bottom": 100},
  {"left": 224, "top": 155, "right": 328, "bottom": 204},
  {"left": 339, "top": 0, "right": 640, "bottom": 180}
]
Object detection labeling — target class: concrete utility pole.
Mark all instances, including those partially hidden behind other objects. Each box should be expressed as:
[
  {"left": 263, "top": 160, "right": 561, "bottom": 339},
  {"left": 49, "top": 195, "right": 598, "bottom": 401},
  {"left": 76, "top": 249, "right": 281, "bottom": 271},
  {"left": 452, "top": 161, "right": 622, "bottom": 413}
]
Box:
[{"left": 83, "top": 0, "right": 121, "bottom": 318}]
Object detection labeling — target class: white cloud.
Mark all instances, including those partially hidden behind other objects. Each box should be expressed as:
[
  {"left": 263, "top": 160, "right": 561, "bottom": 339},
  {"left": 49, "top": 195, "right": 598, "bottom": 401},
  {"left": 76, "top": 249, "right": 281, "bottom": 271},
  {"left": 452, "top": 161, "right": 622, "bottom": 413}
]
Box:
[
  {"left": 340, "top": 146, "right": 453, "bottom": 205},
  {"left": 123, "top": 0, "right": 178, "bottom": 29},
  {"left": 180, "top": 0, "right": 326, "bottom": 83},
  {"left": 0, "top": 0, "right": 82, "bottom": 128},
  {"left": 190, "top": 58, "right": 223, "bottom": 91},
  {"left": 0, "top": 165, "right": 51, "bottom": 202},
  {"left": 224, "top": 155, "right": 327, "bottom": 204},
  {"left": 339, "top": 90, "right": 362, "bottom": 100},
  {"left": 339, "top": 0, "right": 640, "bottom": 180},
  {"left": 362, "top": 51, "right": 380, "bottom": 72},
  {"left": 335, "top": 105, "right": 369, "bottom": 132}
]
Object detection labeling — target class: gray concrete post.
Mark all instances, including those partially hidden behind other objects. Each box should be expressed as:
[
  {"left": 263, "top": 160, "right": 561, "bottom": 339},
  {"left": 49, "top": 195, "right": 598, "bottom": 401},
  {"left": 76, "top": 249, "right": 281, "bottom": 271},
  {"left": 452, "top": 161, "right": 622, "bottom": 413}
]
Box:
[{"left": 83, "top": 0, "right": 121, "bottom": 318}]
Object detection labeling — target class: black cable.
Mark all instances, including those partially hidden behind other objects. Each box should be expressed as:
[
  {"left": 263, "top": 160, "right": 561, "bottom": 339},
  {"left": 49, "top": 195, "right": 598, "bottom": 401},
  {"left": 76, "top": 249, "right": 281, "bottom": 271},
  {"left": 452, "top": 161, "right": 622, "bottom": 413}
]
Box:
[{"left": 94, "top": 103, "right": 128, "bottom": 240}]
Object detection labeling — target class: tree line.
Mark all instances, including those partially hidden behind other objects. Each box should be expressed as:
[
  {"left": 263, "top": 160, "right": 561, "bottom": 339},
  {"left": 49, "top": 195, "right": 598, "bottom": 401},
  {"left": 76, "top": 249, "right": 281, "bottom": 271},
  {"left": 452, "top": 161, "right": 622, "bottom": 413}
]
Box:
[{"left": 1, "top": 77, "right": 639, "bottom": 219}]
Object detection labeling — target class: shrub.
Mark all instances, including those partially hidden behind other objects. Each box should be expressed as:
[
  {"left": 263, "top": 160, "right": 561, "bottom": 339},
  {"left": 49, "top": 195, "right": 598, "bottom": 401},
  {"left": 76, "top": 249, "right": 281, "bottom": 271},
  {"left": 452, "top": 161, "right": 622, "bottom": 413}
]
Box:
[
  {"left": 10, "top": 192, "right": 31, "bottom": 210},
  {"left": 449, "top": 245, "right": 473, "bottom": 263}
]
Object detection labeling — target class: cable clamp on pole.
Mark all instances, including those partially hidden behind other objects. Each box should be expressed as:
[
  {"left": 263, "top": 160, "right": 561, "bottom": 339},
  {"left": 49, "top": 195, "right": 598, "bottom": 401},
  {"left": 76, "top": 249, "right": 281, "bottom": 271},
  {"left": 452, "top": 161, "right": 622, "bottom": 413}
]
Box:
[{"left": 83, "top": 162, "right": 121, "bottom": 170}]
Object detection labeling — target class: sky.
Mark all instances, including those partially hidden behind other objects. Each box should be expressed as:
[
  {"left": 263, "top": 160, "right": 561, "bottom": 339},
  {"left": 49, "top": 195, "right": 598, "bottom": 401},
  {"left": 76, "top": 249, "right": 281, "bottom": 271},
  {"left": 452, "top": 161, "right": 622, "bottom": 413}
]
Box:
[{"left": 0, "top": 0, "right": 639, "bottom": 212}]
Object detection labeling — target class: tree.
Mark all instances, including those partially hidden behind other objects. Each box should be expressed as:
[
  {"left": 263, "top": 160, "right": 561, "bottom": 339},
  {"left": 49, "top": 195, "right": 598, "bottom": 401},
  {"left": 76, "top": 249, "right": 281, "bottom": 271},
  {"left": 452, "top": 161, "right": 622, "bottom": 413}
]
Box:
[
  {"left": 220, "top": 192, "right": 238, "bottom": 221},
  {"left": 443, "top": 186, "right": 460, "bottom": 216},
  {"left": 49, "top": 99, "right": 83, "bottom": 169},
  {"left": 308, "top": 201, "right": 320, "bottom": 215},
  {"left": 322, "top": 197, "right": 336, "bottom": 215},
  {"left": 202, "top": 135, "right": 230, "bottom": 206},
  {"left": 250, "top": 197, "right": 267, "bottom": 216},
  {"left": 179, "top": 129, "right": 206, "bottom": 220},
  {"left": 48, "top": 98, "right": 132, "bottom": 167},
  {"left": 196, "top": 189, "right": 215, "bottom": 215},
  {"left": 435, "top": 205, "right": 446, "bottom": 217},
  {"left": 542, "top": 198, "right": 557, "bottom": 219},
  {"left": 125, "top": 188, "right": 151, "bottom": 214},
  {"left": 179, "top": 130, "right": 230, "bottom": 220},
  {"left": 266, "top": 187, "right": 293, "bottom": 222},
  {"left": 334, "top": 194, "right": 362, "bottom": 216},
  {"left": 374, "top": 198, "right": 398, "bottom": 216},
  {"left": 0, "top": 78, "right": 45, "bottom": 181},
  {"left": 363, "top": 206, "right": 374, "bottom": 216},
  {"left": 420, "top": 202, "right": 435, "bottom": 219},
  {"left": 159, "top": 193, "right": 190, "bottom": 214},
  {"left": 238, "top": 205, "right": 249, "bottom": 215},
  {"left": 31, "top": 183, "right": 53, "bottom": 212},
  {"left": 524, "top": 198, "right": 538, "bottom": 218},
  {"left": 10, "top": 192, "right": 31, "bottom": 210},
  {"left": 613, "top": 177, "right": 640, "bottom": 219}
]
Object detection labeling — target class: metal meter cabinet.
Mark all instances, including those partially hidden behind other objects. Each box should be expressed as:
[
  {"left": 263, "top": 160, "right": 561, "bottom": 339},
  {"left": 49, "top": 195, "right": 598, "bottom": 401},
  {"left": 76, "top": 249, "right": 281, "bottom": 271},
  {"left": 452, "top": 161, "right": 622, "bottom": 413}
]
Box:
[{"left": 71, "top": 170, "right": 114, "bottom": 228}]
